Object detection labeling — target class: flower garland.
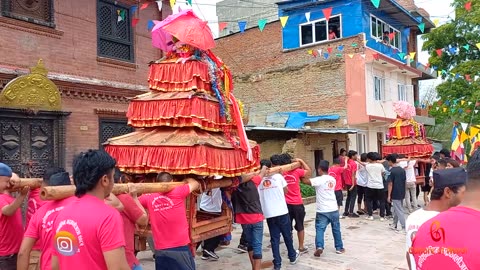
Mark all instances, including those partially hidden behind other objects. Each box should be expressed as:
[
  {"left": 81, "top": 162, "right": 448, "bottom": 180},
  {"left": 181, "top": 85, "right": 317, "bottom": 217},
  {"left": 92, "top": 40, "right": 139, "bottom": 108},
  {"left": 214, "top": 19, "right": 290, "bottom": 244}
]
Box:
[{"left": 204, "top": 54, "right": 226, "bottom": 118}]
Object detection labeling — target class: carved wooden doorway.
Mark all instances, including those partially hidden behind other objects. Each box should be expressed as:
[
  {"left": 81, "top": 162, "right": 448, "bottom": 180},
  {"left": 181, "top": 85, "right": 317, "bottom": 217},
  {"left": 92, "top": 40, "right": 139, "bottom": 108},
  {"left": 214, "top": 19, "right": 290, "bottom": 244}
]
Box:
[{"left": 0, "top": 111, "right": 67, "bottom": 177}]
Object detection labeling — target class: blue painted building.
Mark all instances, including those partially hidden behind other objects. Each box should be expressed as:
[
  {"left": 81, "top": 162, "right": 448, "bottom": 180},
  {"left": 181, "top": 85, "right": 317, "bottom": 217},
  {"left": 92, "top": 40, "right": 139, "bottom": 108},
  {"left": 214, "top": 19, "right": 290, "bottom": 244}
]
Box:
[{"left": 277, "top": 0, "right": 434, "bottom": 63}]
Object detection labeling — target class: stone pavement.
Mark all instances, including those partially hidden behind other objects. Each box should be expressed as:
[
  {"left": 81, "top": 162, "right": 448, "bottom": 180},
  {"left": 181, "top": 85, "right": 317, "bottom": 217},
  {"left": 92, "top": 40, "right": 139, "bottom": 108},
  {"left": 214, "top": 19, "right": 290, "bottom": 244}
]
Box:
[{"left": 136, "top": 202, "right": 410, "bottom": 270}]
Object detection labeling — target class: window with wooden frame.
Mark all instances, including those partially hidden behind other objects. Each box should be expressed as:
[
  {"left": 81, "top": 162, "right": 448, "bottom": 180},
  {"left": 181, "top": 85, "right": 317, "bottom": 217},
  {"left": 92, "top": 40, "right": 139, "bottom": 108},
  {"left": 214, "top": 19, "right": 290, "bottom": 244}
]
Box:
[
  {"left": 97, "top": 0, "right": 134, "bottom": 62},
  {"left": 1, "top": 0, "right": 55, "bottom": 27}
]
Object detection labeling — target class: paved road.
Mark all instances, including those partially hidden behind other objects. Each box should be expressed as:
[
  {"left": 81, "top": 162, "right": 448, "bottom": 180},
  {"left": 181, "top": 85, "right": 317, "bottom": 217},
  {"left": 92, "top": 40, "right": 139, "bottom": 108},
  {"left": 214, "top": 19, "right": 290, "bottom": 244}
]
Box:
[{"left": 137, "top": 202, "right": 409, "bottom": 270}]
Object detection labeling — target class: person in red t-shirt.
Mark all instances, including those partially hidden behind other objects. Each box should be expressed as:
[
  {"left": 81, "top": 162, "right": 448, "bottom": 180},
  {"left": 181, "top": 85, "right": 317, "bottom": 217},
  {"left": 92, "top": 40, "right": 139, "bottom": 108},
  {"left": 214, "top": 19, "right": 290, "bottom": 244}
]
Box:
[
  {"left": 281, "top": 154, "right": 311, "bottom": 253},
  {"left": 0, "top": 164, "right": 28, "bottom": 270},
  {"left": 113, "top": 170, "right": 148, "bottom": 270},
  {"left": 17, "top": 172, "right": 76, "bottom": 270},
  {"left": 328, "top": 156, "right": 348, "bottom": 216},
  {"left": 139, "top": 172, "right": 200, "bottom": 270},
  {"left": 343, "top": 151, "right": 359, "bottom": 218},
  {"left": 51, "top": 150, "right": 130, "bottom": 270},
  {"left": 412, "top": 164, "right": 478, "bottom": 270}
]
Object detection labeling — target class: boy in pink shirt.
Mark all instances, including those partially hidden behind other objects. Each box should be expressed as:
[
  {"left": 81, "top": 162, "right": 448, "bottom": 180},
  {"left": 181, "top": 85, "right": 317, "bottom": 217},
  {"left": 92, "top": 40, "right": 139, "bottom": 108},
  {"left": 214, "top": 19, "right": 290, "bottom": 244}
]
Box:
[
  {"left": 139, "top": 172, "right": 200, "bottom": 270},
  {"left": 114, "top": 170, "right": 148, "bottom": 270},
  {"left": 51, "top": 150, "right": 130, "bottom": 270},
  {"left": 17, "top": 172, "right": 76, "bottom": 270},
  {"left": 0, "top": 164, "right": 28, "bottom": 270},
  {"left": 281, "top": 154, "right": 311, "bottom": 253}
]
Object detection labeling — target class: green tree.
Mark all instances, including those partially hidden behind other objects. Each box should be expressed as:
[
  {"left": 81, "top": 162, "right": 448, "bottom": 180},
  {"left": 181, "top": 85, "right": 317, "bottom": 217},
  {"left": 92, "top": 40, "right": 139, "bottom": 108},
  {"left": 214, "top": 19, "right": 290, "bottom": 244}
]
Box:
[{"left": 423, "top": 0, "right": 480, "bottom": 125}]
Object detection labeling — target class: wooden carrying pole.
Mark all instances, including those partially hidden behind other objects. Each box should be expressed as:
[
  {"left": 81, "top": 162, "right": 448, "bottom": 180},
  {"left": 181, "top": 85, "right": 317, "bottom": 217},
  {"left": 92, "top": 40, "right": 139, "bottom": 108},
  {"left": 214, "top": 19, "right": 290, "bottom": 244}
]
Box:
[
  {"left": 40, "top": 162, "right": 302, "bottom": 201},
  {"left": 8, "top": 178, "right": 43, "bottom": 192}
]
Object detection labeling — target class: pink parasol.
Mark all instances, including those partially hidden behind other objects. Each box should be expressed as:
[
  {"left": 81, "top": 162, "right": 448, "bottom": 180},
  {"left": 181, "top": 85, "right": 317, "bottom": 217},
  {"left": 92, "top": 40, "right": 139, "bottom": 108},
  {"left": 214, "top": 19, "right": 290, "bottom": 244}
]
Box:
[{"left": 151, "top": 9, "right": 215, "bottom": 51}]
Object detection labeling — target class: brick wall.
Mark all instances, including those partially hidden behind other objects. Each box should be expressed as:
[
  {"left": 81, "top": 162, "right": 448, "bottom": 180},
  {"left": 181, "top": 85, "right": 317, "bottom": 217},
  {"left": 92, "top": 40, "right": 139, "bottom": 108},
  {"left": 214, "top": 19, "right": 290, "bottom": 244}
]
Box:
[
  {"left": 214, "top": 21, "right": 364, "bottom": 128},
  {"left": 0, "top": 0, "right": 164, "bottom": 86}
]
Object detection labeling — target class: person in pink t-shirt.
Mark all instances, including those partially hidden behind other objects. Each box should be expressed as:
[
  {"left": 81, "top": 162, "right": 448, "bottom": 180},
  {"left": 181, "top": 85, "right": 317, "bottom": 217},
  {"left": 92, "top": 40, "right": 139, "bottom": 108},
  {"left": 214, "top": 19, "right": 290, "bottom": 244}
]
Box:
[
  {"left": 17, "top": 172, "right": 76, "bottom": 270},
  {"left": 0, "top": 164, "right": 28, "bottom": 270},
  {"left": 342, "top": 151, "right": 359, "bottom": 218},
  {"left": 139, "top": 172, "right": 200, "bottom": 270},
  {"left": 281, "top": 154, "right": 311, "bottom": 254},
  {"left": 328, "top": 156, "right": 348, "bottom": 215},
  {"left": 412, "top": 154, "right": 480, "bottom": 270},
  {"left": 51, "top": 150, "right": 130, "bottom": 270},
  {"left": 113, "top": 169, "right": 148, "bottom": 270}
]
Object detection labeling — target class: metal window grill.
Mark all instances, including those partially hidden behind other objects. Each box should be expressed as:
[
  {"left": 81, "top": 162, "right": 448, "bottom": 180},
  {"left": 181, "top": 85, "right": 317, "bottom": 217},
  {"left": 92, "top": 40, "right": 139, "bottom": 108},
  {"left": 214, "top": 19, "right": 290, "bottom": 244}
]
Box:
[
  {"left": 97, "top": 0, "right": 134, "bottom": 62},
  {"left": 99, "top": 119, "right": 134, "bottom": 147},
  {"left": 1, "top": 0, "right": 55, "bottom": 27}
]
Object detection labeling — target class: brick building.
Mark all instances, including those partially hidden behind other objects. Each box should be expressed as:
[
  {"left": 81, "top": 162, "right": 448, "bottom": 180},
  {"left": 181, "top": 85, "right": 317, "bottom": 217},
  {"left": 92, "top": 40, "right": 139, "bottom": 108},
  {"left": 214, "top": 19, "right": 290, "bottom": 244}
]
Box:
[
  {"left": 0, "top": 0, "right": 167, "bottom": 175},
  {"left": 214, "top": 0, "right": 436, "bottom": 168}
]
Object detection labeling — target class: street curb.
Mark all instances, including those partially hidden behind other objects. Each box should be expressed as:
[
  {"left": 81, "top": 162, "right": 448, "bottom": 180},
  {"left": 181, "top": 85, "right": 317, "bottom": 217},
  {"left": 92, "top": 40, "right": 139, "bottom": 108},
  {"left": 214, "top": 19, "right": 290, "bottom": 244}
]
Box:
[{"left": 302, "top": 196, "right": 316, "bottom": 205}]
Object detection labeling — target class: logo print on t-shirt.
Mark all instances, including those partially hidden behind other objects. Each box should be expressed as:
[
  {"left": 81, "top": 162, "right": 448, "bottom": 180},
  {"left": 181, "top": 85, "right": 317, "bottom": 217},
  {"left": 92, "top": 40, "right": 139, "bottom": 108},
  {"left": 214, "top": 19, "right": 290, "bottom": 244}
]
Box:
[
  {"left": 152, "top": 195, "right": 174, "bottom": 212},
  {"left": 430, "top": 220, "right": 445, "bottom": 243},
  {"left": 327, "top": 181, "right": 335, "bottom": 189},
  {"left": 262, "top": 179, "right": 272, "bottom": 187},
  {"left": 54, "top": 219, "right": 84, "bottom": 257}
]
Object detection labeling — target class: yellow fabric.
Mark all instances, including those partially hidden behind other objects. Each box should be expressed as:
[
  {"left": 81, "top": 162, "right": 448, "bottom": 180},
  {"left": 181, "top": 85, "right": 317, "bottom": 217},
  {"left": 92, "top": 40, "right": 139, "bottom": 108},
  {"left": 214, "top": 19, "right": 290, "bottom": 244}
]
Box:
[
  {"left": 395, "top": 120, "right": 403, "bottom": 139},
  {"left": 470, "top": 126, "right": 480, "bottom": 139},
  {"left": 451, "top": 128, "right": 461, "bottom": 151},
  {"left": 460, "top": 131, "right": 469, "bottom": 143},
  {"left": 280, "top": 16, "right": 289, "bottom": 28}
]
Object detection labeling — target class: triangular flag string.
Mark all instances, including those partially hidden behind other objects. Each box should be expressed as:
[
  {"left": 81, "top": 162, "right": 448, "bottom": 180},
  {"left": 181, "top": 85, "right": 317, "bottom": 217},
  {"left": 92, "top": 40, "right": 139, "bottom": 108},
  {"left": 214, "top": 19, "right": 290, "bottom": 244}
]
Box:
[
  {"left": 371, "top": 0, "right": 380, "bottom": 8},
  {"left": 170, "top": 0, "right": 176, "bottom": 9},
  {"left": 280, "top": 16, "right": 289, "bottom": 28},
  {"left": 238, "top": 21, "right": 247, "bottom": 33},
  {"left": 156, "top": 1, "right": 163, "bottom": 11},
  {"left": 140, "top": 3, "right": 149, "bottom": 10},
  {"left": 305, "top": 12, "right": 311, "bottom": 22},
  {"left": 219, "top": 22, "right": 228, "bottom": 32},
  {"left": 258, "top": 19, "right": 267, "bottom": 32},
  {"left": 418, "top": 22, "right": 425, "bottom": 33},
  {"left": 322, "top": 7, "right": 333, "bottom": 21}
]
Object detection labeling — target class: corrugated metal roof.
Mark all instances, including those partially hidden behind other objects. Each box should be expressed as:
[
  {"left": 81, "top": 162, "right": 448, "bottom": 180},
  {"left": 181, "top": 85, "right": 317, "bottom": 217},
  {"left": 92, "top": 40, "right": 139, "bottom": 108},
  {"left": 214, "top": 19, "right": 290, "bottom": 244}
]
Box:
[{"left": 245, "top": 126, "right": 358, "bottom": 134}]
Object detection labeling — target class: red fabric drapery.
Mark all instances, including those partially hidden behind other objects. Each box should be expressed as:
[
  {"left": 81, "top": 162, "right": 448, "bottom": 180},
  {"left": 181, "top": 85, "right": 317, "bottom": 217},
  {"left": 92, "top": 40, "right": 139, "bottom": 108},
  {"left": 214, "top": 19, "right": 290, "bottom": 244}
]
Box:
[
  {"left": 382, "top": 143, "right": 434, "bottom": 158},
  {"left": 127, "top": 97, "right": 235, "bottom": 131},
  {"left": 105, "top": 144, "right": 260, "bottom": 176},
  {"left": 148, "top": 61, "right": 212, "bottom": 93}
]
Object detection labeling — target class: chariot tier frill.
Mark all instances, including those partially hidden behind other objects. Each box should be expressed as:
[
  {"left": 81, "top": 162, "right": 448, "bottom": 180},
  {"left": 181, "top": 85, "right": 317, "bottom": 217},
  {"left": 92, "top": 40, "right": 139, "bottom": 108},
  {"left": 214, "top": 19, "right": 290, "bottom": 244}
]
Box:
[
  {"left": 104, "top": 128, "right": 260, "bottom": 176},
  {"left": 148, "top": 61, "right": 212, "bottom": 93},
  {"left": 127, "top": 91, "right": 235, "bottom": 132}
]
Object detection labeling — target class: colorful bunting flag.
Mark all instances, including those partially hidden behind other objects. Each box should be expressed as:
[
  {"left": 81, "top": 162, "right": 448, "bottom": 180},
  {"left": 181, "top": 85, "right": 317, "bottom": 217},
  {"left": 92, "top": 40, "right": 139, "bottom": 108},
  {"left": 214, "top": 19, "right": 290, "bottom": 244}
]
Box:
[
  {"left": 324, "top": 53, "right": 330, "bottom": 60},
  {"left": 348, "top": 54, "right": 354, "bottom": 58},
  {"left": 476, "top": 110, "right": 479, "bottom": 114},
  {"left": 461, "top": 122, "right": 469, "bottom": 131},
  {"left": 336, "top": 53, "right": 342, "bottom": 57},
  {"left": 449, "top": 47, "right": 457, "bottom": 54},
  {"left": 147, "top": 20, "right": 155, "bottom": 30},
  {"left": 338, "top": 45, "right": 344, "bottom": 51},
  {"left": 418, "top": 23, "right": 425, "bottom": 33},
  {"left": 461, "top": 100, "right": 466, "bottom": 105},
  {"left": 132, "top": 18, "right": 139, "bottom": 27},
  {"left": 238, "top": 21, "right": 247, "bottom": 33},
  {"left": 409, "top": 52, "right": 416, "bottom": 59},
  {"left": 187, "top": 0, "right": 192, "bottom": 5},
  {"left": 130, "top": 5, "right": 138, "bottom": 13},
  {"left": 219, "top": 22, "right": 228, "bottom": 32},
  {"left": 360, "top": 54, "right": 366, "bottom": 59},
  {"left": 327, "top": 47, "right": 333, "bottom": 54},
  {"left": 312, "top": 50, "right": 318, "bottom": 57},
  {"left": 307, "top": 50, "right": 313, "bottom": 55},
  {"left": 373, "top": 53, "right": 380, "bottom": 60},
  {"left": 317, "top": 49, "right": 322, "bottom": 55},
  {"left": 433, "top": 18, "right": 439, "bottom": 27},
  {"left": 469, "top": 101, "right": 473, "bottom": 106},
  {"left": 280, "top": 16, "right": 289, "bottom": 28},
  {"left": 470, "top": 126, "right": 480, "bottom": 139},
  {"left": 476, "top": 43, "right": 480, "bottom": 50},
  {"left": 371, "top": 0, "right": 380, "bottom": 8},
  {"left": 351, "top": 42, "right": 358, "bottom": 48},
  {"left": 398, "top": 52, "right": 406, "bottom": 59},
  {"left": 465, "top": 74, "right": 471, "bottom": 81},
  {"left": 461, "top": 131, "right": 469, "bottom": 143},
  {"left": 322, "top": 7, "right": 333, "bottom": 21},
  {"left": 258, "top": 19, "right": 267, "bottom": 32},
  {"left": 170, "top": 0, "right": 176, "bottom": 9},
  {"left": 140, "top": 3, "right": 149, "bottom": 10},
  {"left": 463, "top": 44, "right": 470, "bottom": 51},
  {"left": 476, "top": 101, "right": 480, "bottom": 107},
  {"left": 465, "top": 1, "right": 472, "bottom": 11},
  {"left": 155, "top": 0, "right": 163, "bottom": 11},
  {"left": 388, "top": 32, "right": 396, "bottom": 40},
  {"left": 443, "top": 107, "right": 447, "bottom": 112},
  {"left": 436, "top": 49, "right": 443, "bottom": 57},
  {"left": 305, "top": 12, "right": 311, "bottom": 22}
]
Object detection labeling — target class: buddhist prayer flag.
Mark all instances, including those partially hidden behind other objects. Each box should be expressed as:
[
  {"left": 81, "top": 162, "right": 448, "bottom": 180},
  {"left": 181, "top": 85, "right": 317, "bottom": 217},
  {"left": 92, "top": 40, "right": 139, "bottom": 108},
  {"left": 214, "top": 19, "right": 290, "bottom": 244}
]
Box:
[{"left": 280, "top": 16, "right": 289, "bottom": 28}]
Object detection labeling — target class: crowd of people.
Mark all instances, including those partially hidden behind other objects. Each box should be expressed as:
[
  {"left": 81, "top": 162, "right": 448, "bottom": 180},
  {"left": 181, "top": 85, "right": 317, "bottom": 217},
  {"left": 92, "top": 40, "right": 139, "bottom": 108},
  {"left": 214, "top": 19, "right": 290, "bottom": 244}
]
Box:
[{"left": 0, "top": 147, "right": 478, "bottom": 270}]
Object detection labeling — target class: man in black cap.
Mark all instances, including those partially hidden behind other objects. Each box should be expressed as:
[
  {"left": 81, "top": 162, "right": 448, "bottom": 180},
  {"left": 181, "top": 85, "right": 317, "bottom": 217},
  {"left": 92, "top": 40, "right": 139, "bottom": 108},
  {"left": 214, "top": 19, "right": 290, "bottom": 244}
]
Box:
[
  {"left": 405, "top": 168, "right": 467, "bottom": 270},
  {"left": 411, "top": 152, "right": 480, "bottom": 269}
]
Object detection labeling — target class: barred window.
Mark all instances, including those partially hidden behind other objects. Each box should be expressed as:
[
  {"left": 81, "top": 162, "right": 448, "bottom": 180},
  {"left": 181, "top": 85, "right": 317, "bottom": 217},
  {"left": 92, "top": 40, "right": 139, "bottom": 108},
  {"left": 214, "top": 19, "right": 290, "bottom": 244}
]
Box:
[
  {"left": 1, "top": 0, "right": 55, "bottom": 27},
  {"left": 97, "top": 0, "right": 134, "bottom": 62}
]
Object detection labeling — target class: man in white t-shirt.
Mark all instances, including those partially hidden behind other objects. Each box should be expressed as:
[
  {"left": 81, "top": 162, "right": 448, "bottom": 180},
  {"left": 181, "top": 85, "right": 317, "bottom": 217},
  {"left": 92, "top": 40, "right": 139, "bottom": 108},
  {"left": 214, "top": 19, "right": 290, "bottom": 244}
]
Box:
[
  {"left": 199, "top": 185, "right": 223, "bottom": 260},
  {"left": 258, "top": 158, "right": 299, "bottom": 270},
  {"left": 365, "top": 152, "right": 386, "bottom": 220},
  {"left": 399, "top": 158, "right": 418, "bottom": 212},
  {"left": 301, "top": 160, "right": 344, "bottom": 258},
  {"left": 405, "top": 168, "right": 466, "bottom": 270},
  {"left": 356, "top": 153, "right": 368, "bottom": 215}
]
